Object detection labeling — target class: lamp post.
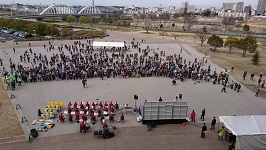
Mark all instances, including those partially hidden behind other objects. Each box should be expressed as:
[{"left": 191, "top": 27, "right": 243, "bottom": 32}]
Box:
[{"left": 60, "top": 18, "right": 62, "bottom": 40}]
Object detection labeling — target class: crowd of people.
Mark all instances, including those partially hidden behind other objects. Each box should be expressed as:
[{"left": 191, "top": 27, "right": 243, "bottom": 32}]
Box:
[{"left": 1, "top": 38, "right": 253, "bottom": 95}]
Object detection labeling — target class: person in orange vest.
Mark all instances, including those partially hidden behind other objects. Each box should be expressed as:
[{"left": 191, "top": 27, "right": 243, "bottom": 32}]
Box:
[{"left": 120, "top": 113, "right": 124, "bottom": 121}]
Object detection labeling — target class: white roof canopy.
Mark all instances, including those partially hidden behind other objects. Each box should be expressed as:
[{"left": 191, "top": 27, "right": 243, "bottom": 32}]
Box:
[
  {"left": 219, "top": 115, "right": 266, "bottom": 136},
  {"left": 92, "top": 41, "right": 124, "bottom": 47}
]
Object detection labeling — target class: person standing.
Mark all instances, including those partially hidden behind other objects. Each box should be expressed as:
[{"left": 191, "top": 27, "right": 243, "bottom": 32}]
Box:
[
  {"left": 200, "top": 108, "right": 205, "bottom": 121},
  {"left": 210, "top": 117, "right": 216, "bottom": 130},
  {"left": 221, "top": 85, "right": 226, "bottom": 93},
  {"left": 255, "top": 88, "right": 260, "bottom": 97},
  {"left": 237, "top": 84, "right": 241, "bottom": 92},
  {"left": 243, "top": 70, "right": 247, "bottom": 80},
  {"left": 190, "top": 110, "right": 196, "bottom": 122},
  {"left": 159, "top": 97, "right": 162, "bottom": 102},
  {"left": 262, "top": 80, "right": 265, "bottom": 88},
  {"left": 82, "top": 78, "right": 87, "bottom": 88},
  {"left": 201, "top": 123, "right": 207, "bottom": 138},
  {"left": 218, "top": 126, "right": 226, "bottom": 140}
]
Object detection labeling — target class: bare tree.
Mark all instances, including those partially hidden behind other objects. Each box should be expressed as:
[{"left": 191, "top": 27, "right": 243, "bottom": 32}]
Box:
[
  {"left": 195, "top": 26, "right": 209, "bottom": 46},
  {"left": 158, "top": 12, "right": 171, "bottom": 28},
  {"left": 222, "top": 17, "right": 235, "bottom": 34},
  {"left": 183, "top": 14, "right": 198, "bottom": 32},
  {"left": 144, "top": 19, "right": 152, "bottom": 33}
]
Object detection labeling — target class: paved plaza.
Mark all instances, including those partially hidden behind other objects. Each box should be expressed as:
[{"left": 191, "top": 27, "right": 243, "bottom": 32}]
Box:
[{"left": 1, "top": 31, "right": 266, "bottom": 149}]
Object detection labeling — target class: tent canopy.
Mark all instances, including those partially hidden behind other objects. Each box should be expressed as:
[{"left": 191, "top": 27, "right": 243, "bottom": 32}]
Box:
[
  {"left": 219, "top": 115, "right": 266, "bottom": 136},
  {"left": 92, "top": 41, "right": 124, "bottom": 47}
]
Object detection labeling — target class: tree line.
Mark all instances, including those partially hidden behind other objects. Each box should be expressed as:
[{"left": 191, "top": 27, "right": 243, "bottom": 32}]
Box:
[
  {"left": 0, "top": 18, "right": 59, "bottom": 37},
  {"left": 206, "top": 34, "right": 260, "bottom": 65}
]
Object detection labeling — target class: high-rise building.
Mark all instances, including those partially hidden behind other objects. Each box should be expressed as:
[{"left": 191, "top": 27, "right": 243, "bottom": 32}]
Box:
[
  {"left": 234, "top": 1, "right": 244, "bottom": 13},
  {"left": 187, "top": 5, "right": 196, "bottom": 13},
  {"left": 180, "top": 1, "right": 189, "bottom": 14},
  {"left": 244, "top": 5, "right": 251, "bottom": 15},
  {"left": 222, "top": 1, "right": 243, "bottom": 13},
  {"left": 256, "top": 0, "right": 266, "bottom": 15}
]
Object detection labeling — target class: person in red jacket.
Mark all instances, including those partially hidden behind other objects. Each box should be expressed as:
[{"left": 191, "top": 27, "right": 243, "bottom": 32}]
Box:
[
  {"left": 103, "top": 121, "right": 108, "bottom": 128},
  {"left": 75, "top": 112, "right": 80, "bottom": 121},
  {"left": 59, "top": 113, "right": 65, "bottom": 122},
  {"left": 85, "top": 102, "right": 90, "bottom": 109},
  {"left": 109, "top": 113, "right": 114, "bottom": 121},
  {"left": 80, "top": 121, "right": 86, "bottom": 134},
  {"left": 120, "top": 113, "right": 124, "bottom": 121},
  {"left": 74, "top": 102, "right": 77, "bottom": 109},
  {"left": 97, "top": 108, "right": 102, "bottom": 115},
  {"left": 191, "top": 110, "right": 196, "bottom": 122},
  {"left": 89, "top": 108, "right": 94, "bottom": 116},
  {"left": 80, "top": 102, "right": 84, "bottom": 109},
  {"left": 67, "top": 106, "right": 72, "bottom": 113},
  {"left": 91, "top": 115, "right": 96, "bottom": 121},
  {"left": 82, "top": 114, "right": 87, "bottom": 121},
  {"left": 115, "top": 102, "right": 119, "bottom": 109},
  {"left": 68, "top": 113, "right": 73, "bottom": 122},
  {"left": 110, "top": 107, "right": 114, "bottom": 113}
]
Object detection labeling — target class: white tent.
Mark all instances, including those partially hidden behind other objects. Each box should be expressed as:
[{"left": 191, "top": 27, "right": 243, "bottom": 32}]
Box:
[
  {"left": 219, "top": 115, "right": 266, "bottom": 150},
  {"left": 92, "top": 41, "right": 124, "bottom": 47}
]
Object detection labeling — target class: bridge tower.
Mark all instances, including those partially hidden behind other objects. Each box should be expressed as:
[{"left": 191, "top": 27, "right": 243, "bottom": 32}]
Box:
[{"left": 92, "top": 0, "right": 94, "bottom": 6}]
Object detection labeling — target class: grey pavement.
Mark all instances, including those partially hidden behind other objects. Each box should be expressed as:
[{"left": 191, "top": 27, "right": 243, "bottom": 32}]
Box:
[{"left": 0, "top": 30, "right": 266, "bottom": 149}]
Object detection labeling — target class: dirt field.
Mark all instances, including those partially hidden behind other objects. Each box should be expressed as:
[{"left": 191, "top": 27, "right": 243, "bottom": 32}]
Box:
[{"left": 0, "top": 79, "right": 25, "bottom": 142}]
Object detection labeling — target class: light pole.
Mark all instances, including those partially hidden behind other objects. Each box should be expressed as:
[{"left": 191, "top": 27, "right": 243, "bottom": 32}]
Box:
[{"left": 60, "top": 18, "right": 62, "bottom": 40}]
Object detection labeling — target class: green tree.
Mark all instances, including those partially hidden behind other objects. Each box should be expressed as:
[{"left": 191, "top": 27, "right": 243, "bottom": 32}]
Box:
[
  {"left": 237, "top": 36, "right": 258, "bottom": 57},
  {"left": 251, "top": 50, "right": 260, "bottom": 65},
  {"left": 35, "top": 23, "right": 46, "bottom": 36},
  {"left": 66, "top": 15, "right": 76, "bottom": 24},
  {"left": 243, "top": 24, "right": 250, "bottom": 32},
  {"left": 45, "top": 24, "right": 59, "bottom": 37},
  {"left": 78, "top": 16, "right": 88, "bottom": 24},
  {"left": 172, "top": 23, "right": 175, "bottom": 27},
  {"left": 224, "top": 36, "right": 239, "bottom": 54},
  {"left": 207, "top": 35, "right": 223, "bottom": 51},
  {"left": 202, "top": 9, "right": 211, "bottom": 17}
]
